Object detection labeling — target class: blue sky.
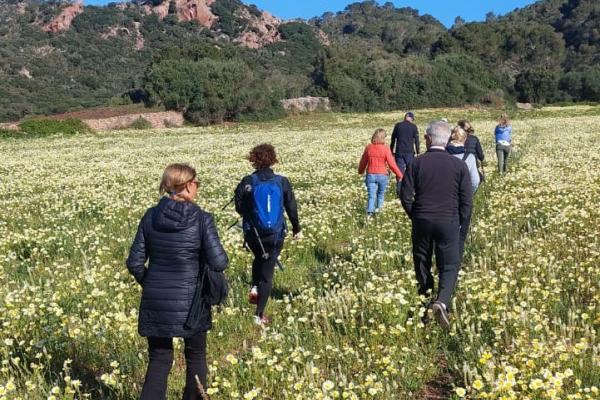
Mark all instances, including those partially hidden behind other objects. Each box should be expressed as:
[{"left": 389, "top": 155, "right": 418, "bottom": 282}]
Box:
[
  {"left": 84, "top": 0, "right": 538, "bottom": 27},
  {"left": 245, "top": 0, "right": 538, "bottom": 27}
]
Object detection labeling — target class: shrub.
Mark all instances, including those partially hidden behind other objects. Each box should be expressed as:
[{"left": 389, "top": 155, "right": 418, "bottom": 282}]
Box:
[
  {"left": 18, "top": 119, "right": 92, "bottom": 137},
  {"left": 0, "top": 128, "right": 18, "bottom": 139},
  {"left": 145, "top": 58, "right": 285, "bottom": 125},
  {"left": 128, "top": 117, "right": 153, "bottom": 130}
]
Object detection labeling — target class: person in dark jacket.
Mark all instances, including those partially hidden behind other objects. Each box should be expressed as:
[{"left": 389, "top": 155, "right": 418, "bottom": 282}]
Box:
[
  {"left": 458, "top": 120, "right": 485, "bottom": 182},
  {"left": 127, "top": 163, "right": 228, "bottom": 400},
  {"left": 390, "top": 112, "right": 420, "bottom": 176},
  {"left": 400, "top": 121, "right": 472, "bottom": 330},
  {"left": 235, "top": 144, "right": 301, "bottom": 326}
]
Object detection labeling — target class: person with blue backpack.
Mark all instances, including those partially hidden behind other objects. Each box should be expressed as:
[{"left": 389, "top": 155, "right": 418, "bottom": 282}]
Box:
[{"left": 234, "top": 144, "right": 301, "bottom": 326}]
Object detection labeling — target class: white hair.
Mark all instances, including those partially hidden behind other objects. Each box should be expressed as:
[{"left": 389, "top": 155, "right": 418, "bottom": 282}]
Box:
[{"left": 426, "top": 121, "right": 451, "bottom": 147}]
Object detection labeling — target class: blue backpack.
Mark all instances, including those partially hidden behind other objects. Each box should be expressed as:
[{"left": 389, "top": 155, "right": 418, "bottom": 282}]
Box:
[{"left": 246, "top": 174, "right": 285, "bottom": 238}]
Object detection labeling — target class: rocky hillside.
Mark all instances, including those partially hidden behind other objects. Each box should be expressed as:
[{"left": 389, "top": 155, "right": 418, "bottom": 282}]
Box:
[{"left": 1, "top": 0, "right": 600, "bottom": 123}]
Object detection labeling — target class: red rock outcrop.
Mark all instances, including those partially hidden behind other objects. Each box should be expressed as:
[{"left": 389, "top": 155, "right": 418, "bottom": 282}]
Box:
[
  {"left": 234, "top": 8, "right": 281, "bottom": 49},
  {"left": 42, "top": 1, "right": 83, "bottom": 33},
  {"left": 144, "top": 0, "right": 217, "bottom": 28}
]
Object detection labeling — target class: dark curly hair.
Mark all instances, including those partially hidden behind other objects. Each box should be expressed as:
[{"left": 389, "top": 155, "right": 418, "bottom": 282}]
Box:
[{"left": 248, "top": 143, "right": 278, "bottom": 170}]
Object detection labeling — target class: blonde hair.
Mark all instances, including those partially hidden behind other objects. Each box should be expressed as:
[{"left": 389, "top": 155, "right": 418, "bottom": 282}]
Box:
[
  {"left": 159, "top": 163, "right": 197, "bottom": 195},
  {"left": 499, "top": 113, "right": 510, "bottom": 126},
  {"left": 371, "top": 128, "right": 387, "bottom": 144},
  {"left": 451, "top": 126, "right": 467, "bottom": 145}
]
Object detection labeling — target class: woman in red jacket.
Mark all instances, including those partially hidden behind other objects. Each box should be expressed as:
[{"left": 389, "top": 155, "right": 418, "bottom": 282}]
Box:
[{"left": 358, "top": 128, "right": 403, "bottom": 216}]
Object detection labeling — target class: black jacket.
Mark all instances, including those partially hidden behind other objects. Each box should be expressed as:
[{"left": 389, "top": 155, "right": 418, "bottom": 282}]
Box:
[
  {"left": 234, "top": 168, "right": 300, "bottom": 238},
  {"left": 464, "top": 135, "right": 484, "bottom": 162},
  {"left": 391, "top": 121, "right": 420, "bottom": 155},
  {"left": 127, "top": 197, "right": 228, "bottom": 338},
  {"left": 400, "top": 148, "right": 472, "bottom": 225}
]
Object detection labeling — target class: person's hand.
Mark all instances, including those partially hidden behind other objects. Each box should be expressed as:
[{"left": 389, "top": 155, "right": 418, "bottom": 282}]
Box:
[{"left": 293, "top": 231, "right": 303, "bottom": 241}]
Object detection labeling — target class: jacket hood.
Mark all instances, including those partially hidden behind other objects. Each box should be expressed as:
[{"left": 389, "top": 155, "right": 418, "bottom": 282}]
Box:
[
  {"left": 152, "top": 197, "right": 200, "bottom": 232},
  {"left": 446, "top": 145, "right": 465, "bottom": 155}
]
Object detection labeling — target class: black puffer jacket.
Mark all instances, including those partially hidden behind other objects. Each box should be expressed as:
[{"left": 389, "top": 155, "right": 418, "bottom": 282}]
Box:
[
  {"left": 464, "top": 134, "right": 485, "bottom": 162},
  {"left": 126, "top": 197, "right": 228, "bottom": 338}
]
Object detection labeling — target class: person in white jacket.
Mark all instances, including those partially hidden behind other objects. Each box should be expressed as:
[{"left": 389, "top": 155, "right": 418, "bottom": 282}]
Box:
[{"left": 447, "top": 126, "right": 479, "bottom": 264}]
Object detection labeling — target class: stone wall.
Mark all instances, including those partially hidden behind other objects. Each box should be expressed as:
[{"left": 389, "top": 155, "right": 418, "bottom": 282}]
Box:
[
  {"left": 83, "top": 111, "right": 185, "bottom": 131},
  {"left": 280, "top": 97, "right": 331, "bottom": 113}
]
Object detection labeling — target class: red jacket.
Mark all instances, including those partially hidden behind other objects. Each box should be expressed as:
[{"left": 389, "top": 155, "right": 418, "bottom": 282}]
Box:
[{"left": 358, "top": 143, "right": 403, "bottom": 179}]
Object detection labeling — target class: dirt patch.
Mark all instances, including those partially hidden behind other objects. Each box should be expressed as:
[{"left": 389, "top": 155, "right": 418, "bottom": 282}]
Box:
[{"left": 418, "top": 355, "right": 456, "bottom": 400}]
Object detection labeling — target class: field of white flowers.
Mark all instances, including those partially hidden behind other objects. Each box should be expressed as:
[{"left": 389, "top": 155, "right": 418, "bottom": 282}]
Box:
[{"left": 0, "top": 107, "right": 598, "bottom": 399}]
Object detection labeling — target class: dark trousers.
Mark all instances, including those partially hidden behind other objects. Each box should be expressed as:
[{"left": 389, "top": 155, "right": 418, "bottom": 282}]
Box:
[
  {"left": 411, "top": 218, "right": 460, "bottom": 309},
  {"left": 140, "top": 332, "right": 207, "bottom": 400},
  {"left": 247, "top": 237, "right": 283, "bottom": 317},
  {"left": 458, "top": 208, "right": 473, "bottom": 265},
  {"left": 395, "top": 153, "right": 415, "bottom": 176}
]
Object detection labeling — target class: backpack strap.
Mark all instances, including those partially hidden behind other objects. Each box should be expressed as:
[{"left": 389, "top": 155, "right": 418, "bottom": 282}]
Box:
[{"left": 462, "top": 152, "right": 469, "bottom": 162}]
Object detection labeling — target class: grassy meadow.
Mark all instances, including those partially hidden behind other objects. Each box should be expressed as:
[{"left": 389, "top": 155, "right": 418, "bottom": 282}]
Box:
[{"left": 0, "top": 106, "right": 598, "bottom": 399}]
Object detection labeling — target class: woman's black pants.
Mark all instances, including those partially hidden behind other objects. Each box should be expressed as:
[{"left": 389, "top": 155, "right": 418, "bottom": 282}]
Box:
[
  {"left": 140, "top": 332, "right": 207, "bottom": 400},
  {"left": 247, "top": 236, "right": 284, "bottom": 318}
]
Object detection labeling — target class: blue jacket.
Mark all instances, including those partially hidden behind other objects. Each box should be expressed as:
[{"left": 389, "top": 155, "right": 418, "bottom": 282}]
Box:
[
  {"left": 495, "top": 125, "right": 512, "bottom": 143},
  {"left": 127, "top": 197, "right": 228, "bottom": 338}
]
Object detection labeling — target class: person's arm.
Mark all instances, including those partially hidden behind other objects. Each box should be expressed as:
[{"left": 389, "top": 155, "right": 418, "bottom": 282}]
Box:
[
  {"left": 458, "top": 163, "right": 473, "bottom": 226},
  {"left": 385, "top": 148, "right": 403, "bottom": 180},
  {"left": 201, "top": 213, "right": 229, "bottom": 272},
  {"left": 414, "top": 125, "right": 420, "bottom": 155},
  {"left": 126, "top": 212, "right": 149, "bottom": 285},
  {"left": 358, "top": 147, "right": 368, "bottom": 175},
  {"left": 475, "top": 138, "right": 485, "bottom": 162},
  {"left": 400, "top": 163, "right": 416, "bottom": 217},
  {"left": 234, "top": 176, "right": 249, "bottom": 216},
  {"left": 467, "top": 155, "right": 480, "bottom": 192},
  {"left": 390, "top": 126, "right": 397, "bottom": 154},
  {"left": 282, "top": 177, "right": 301, "bottom": 235}
]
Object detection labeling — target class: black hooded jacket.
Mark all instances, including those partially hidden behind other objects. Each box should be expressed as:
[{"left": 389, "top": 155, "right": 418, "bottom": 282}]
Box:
[{"left": 126, "top": 197, "right": 228, "bottom": 338}]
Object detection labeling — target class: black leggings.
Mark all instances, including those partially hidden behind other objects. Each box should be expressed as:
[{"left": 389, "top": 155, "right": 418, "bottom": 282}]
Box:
[
  {"left": 247, "top": 238, "right": 283, "bottom": 318},
  {"left": 140, "top": 332, "right": 207, "bottom": 400}
]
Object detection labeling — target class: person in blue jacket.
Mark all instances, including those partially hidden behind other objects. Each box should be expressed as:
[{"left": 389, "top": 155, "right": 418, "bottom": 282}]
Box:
[{"left": 495, "top": 114, "right": 513, "bottom": 174}]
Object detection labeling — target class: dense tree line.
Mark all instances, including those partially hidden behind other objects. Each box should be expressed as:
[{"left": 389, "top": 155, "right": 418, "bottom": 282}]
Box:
[{"left": 0, "top": 0, "right": 599, "bottom": 123}]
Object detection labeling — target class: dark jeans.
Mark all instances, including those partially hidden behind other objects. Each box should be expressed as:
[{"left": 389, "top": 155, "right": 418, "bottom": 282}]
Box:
[
  {"left": 411, "top": 218, "right": 460, "bottom": 309},
  {"left": 247, "top": 237, "right": 283, "bottom": 317},
  {"left": 395, "top": 153, "right": 415, "bottom": 176},
  {"left": 458, "top": 207, "right": 473, "bottom": 266},
  {"left": 140, "top": 332, "right": 207, "bottom": 400},
  {"left": 496, "top": 143, "right": 511, "bottom": 173}
]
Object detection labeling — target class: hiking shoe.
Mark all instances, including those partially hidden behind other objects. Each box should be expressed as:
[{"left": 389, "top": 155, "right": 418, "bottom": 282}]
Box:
[
  {"left": 432, "top": 301, "right": 451, "bottom": 330},
  {"left": 248, "top": 286, "right": 258, "bottom": 305},
  {"left": 254, "top": 315, "right": 270, "bottom": 326}
]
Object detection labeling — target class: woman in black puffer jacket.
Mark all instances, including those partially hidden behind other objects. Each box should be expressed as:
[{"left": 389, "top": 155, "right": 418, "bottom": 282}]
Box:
[{"left": 127, "top": 163, "right": 228, "bottom": 400}]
